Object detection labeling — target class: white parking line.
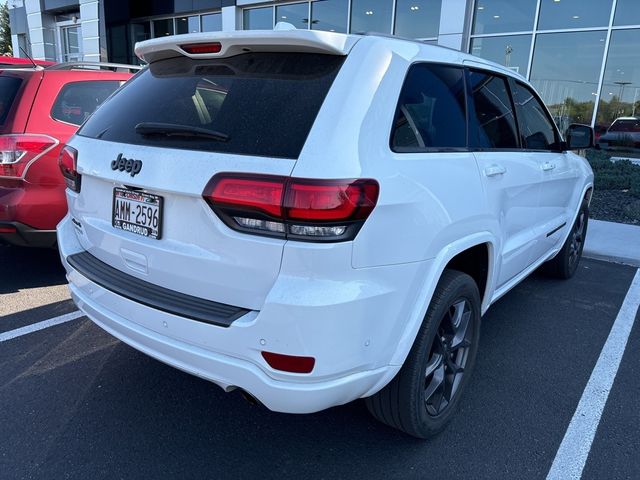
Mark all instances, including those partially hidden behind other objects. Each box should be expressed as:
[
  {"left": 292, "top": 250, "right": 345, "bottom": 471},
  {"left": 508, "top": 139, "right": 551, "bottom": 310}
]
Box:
[
  {"left": 547, "top": 269, "right": 640, "bottom": 480},
  {"left": 0, "top": 311, "right": 85, "bottom": 342}
]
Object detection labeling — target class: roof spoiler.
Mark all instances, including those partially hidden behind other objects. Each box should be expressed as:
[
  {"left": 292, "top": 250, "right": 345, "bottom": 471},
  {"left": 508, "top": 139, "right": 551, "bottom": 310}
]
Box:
[{"left": 135, "top": 30, "right": 360, "bottom": 64}]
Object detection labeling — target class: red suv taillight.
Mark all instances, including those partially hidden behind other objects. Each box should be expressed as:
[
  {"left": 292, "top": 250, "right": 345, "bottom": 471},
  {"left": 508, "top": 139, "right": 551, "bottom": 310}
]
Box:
[
  {"left": 58, "top": 145, "right": 81, "bottom": 192},
  {"left": 203, "top": 174, "right": 379, "bottom": 242},
  {"left": 0, "top": 134, "right": 58, "bottom": 179}
]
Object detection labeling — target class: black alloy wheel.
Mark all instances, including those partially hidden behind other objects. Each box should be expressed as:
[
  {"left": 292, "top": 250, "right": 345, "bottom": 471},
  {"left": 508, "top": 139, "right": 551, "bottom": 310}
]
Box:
[
  {"left": 365, "top": 270, "right": 481, "bottom": 438},
  {"left": 424, "top": 298, "right": 473, "bottom": 417}
]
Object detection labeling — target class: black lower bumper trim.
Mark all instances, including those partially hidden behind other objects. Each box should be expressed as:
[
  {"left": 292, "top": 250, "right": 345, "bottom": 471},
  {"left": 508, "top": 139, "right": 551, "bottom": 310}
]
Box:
[
  {"left": 66, "top": 251, "right": 250, "bottom": 327},
  {"left": 0, "top": 222, "right": 57, "bottom": 248}
]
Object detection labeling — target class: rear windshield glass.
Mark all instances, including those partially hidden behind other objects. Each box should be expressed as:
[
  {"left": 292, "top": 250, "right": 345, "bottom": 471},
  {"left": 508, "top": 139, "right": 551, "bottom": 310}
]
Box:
[
  {"left": 78, "top": 53, "right": 345, "bottom": 159},
  {"left": 609, "top": 119, "right": 640, "bottom": 133},
  {"left": 0, "top": 76, "right": 23, "bottom": 125}
]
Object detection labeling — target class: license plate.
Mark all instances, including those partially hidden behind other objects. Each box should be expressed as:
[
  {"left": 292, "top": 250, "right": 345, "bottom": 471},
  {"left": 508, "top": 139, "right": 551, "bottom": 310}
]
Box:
[{"left": 112, "top": 188, "right": 163, "bottom": 240}]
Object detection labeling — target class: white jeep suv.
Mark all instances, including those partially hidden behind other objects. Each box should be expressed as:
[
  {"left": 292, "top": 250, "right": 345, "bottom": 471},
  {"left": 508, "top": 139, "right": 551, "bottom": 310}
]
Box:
[{"left": 57, "top": 29, "right": 594, "bottom": 438}]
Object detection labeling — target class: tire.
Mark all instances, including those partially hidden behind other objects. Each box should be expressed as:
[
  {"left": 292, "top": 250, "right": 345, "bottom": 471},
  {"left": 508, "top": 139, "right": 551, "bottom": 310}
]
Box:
[
  {"left": 542, "top": 200, "right": 589, "bottom": 279},
  {"left": 365, "top": 270, "right": 481, "bottom": 439}
]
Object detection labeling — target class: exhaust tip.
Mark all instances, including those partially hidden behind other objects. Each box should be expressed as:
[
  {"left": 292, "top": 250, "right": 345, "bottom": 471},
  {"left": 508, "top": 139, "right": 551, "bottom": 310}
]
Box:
[{"left": 239, "top": 389, "right": 262, "bottom": 407}]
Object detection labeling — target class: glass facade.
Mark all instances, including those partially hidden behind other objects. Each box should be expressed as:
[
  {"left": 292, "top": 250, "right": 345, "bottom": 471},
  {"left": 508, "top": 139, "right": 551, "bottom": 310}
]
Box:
[
  {"left": 350, "top": 0, "right": 393, "bottom": 33},
  {"left": 243, "top": 0, "right": 443, "bottom": 39},
  {"left": 472, "top": 0, "right": 536, "bottom": 35},
  {"left": 597, "top": 29, "right": 640, "bottom": 135},
  {"left": 175, "top": 16, "right": 200, "bottom": 34},
  {"left": 107, "top": 10, "right": 222, "bottom": 65},
  {"left": 311, "top": 0, "right": 349, "bottom": 33},
  {"left": 243, "top": 7, "right": 273, "bottom": 30},
  {"left": 201, "top": 13, "right": 222, "bottom": 32},
  {"left": 470, "top": 34, "right": 532, "bottom": 76},
  {"left": 530, "top": 31, "right": 606, "bottom": 131},
  {"left": 614, "top": 0, "right": 640, "bottom": 26},
  {"left": 537, "top": 0, "right": 612, "bottom": 30},
  {"left": 469, "top": 0, "right": 640, "bottom": 155},
  {"left": 394, "top": 0, "right": 441, "bottom": 39},
  {"left": 276, "top": 3, "right": 309, "bottom": 29}
]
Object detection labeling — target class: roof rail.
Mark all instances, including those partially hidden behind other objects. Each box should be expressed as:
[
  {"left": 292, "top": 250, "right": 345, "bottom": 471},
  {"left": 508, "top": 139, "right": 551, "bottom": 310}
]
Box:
[
  {"left": 0, "top": 63, "right": 44, "bottom": 70},
  {"left": 46, "top": 62, "right": 143, "bottom": 72}
]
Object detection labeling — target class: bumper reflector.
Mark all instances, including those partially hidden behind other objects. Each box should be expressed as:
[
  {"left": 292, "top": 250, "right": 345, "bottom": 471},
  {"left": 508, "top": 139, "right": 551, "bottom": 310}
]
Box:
[{"left": 261, "top": 351, "right": 315, "bottom": 374}]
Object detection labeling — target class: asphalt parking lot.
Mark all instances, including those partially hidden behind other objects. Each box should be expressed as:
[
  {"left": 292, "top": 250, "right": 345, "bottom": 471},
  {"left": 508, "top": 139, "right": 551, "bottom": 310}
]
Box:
[{"left": 1, "top": 244, "right": 639, "bottom": 480}]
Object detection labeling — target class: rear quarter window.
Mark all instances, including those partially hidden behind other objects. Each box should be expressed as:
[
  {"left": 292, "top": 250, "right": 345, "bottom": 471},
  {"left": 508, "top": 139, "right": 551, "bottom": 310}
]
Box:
[
  {"left": 0, "top": 76, "right": 23, "bottom": 125},
  {"left": 78, "top": 53, "right": 345, "bottom": 159},
  {"left": 390, "top": 63, "right": 467, "bottom": 152},
  {"left": 51, "top": 80, "right": 123, "bottom": 126}
]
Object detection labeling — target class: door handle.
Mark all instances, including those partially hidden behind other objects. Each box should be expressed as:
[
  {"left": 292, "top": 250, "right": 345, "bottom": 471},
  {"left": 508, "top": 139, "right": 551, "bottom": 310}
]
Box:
[
  {"left": 484, "top": 164, "right": 506, "bottom": 177},
  {"left": 542, "top": 162, "right": 556, "bottom": 171}
]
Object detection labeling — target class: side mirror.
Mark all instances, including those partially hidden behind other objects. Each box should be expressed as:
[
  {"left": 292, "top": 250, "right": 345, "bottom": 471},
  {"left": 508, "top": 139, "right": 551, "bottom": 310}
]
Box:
[{"left": 565, "top": 124, "right": 594, "bottom": 150}]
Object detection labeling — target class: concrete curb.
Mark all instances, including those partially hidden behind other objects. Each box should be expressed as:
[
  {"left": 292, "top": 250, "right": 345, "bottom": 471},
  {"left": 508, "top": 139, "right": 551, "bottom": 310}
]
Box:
[{"left": 584, "top": 219, "right": 640, "bottom": 268}]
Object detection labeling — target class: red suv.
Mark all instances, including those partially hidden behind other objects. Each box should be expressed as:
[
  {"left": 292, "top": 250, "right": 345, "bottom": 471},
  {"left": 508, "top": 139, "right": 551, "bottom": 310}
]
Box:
[{"left": 0, "top": 62, "right": 138, "bottom": 247}]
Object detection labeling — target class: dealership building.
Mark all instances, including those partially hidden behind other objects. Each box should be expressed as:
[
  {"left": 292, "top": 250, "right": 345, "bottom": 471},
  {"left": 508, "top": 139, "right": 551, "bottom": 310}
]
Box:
[{"left": 8, "top": 0, "right": 640, "bottom": 135}]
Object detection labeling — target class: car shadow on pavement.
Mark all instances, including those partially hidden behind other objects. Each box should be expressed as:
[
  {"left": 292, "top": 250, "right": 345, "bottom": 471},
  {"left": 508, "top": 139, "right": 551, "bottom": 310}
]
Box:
[
  {"left": 2, "top": 260, "right": 637, "bottom": 480},
  {"left": 0, "top": 245, "right": 66, "bottom": 294},
  {"left": 0, "top": 299, "right": 78, "bottom": 333}
]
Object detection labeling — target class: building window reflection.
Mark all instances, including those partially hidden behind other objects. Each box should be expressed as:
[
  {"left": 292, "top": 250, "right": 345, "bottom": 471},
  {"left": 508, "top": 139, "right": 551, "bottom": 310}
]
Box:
[
  {"left": 152, "top": 18, "right": 174, "bottom": 37},
  {"left": 242, "top": 0, "right": 441, "bottom": 38},
  {"left": 537, "top": 0, "right": 613, "bottom": 30},
  {"left": 614, "top": 0, "right": 640, "bottom": 26},
  {"left": 311, "top": 0, "right": 349, "bottom": 33},
  {"left": 472, "top": 0, "right": 537, "bottom": 35},
  {"left": 202, "top": 13, "right": 222, "bottom": 32},
  {"left": 529, "top": 31, "right": 606, "bottom": 133},
  {"left": 276, "top": 3, "right": 309, "bottom": 29},
  {"left": 175, "top": 16, "right": 200, "bottom": 35},
  {"left": 596, "top": 29, "right": 640, "bottom": 150},
  {"left": 350, "top": 0, "right": 393, "bottom": 34},
  {"left": 394, "top": 0, "right": 441, "bottom": 39},
  {"left": 244, "top": 7, "right": 273, "bottom": 30},
  {"left": 470, "top": 35, "right": 532, "bottom": 76}
]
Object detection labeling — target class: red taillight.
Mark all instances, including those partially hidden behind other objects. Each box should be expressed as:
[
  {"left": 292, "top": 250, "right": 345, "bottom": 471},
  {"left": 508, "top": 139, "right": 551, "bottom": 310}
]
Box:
[
  {"left": 210, "top": 175, "right": 284, "bottom": 218},
  {"left": 261, "top": 351, "right": 315, "bottom": 374},
  {"left": 58, "top": 145, "right": 81, "bottom": 192},
  {"left": 180, "top": 42, "right": 222, "bottom": 54},
  {"left": 284, "top": 179, "right": 379, "bottom": 222},
  {"left": 203, "top": 174, "right": 379, "bottom": 242},
  {"left": 0, "top": 226, "right": 16, "bottom": 233},
  {"left": 0, "top": 134, "right": 58, "bottom": 178}
]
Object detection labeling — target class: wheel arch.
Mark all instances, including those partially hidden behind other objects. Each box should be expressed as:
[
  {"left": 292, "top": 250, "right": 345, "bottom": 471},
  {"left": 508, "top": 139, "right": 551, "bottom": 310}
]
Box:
[{"left": 388, "top": 232, "right": 497, "bottom": 366}]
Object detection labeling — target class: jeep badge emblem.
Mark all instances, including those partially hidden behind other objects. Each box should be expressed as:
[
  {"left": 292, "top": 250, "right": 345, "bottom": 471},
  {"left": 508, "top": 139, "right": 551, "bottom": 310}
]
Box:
[{"left": 111, "top": 153, "right": 143, "bottom": 177}]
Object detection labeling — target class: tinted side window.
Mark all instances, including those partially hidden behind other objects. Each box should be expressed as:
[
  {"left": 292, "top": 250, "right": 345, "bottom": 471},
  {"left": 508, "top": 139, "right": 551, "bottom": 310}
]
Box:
[
  {"left": 467, "top": 70, "right": 519, "bottom": 149},
  {"left": 511, "top": 82, "right": 559, "bottom": 150},
  {"left": 391, "top": 63, "right": 466, "bottom": 151},
  {"left": 51, "top": 80, "right": 122, "bottom": 126},
  {"left": 0, "top": 76, "right": 23, "bottom": 125}
]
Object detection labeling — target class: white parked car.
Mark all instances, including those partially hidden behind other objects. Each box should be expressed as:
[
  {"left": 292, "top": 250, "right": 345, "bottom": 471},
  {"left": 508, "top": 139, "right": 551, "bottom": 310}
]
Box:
[{"left": 57, "top": 29, "right": 594, "bottom": 438}]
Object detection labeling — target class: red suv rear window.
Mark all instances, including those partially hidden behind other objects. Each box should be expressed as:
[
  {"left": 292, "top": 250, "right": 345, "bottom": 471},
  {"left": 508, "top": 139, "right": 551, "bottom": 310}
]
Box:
[
  {"left": 0, "top": 76, "right": 23, "bottom": 125},
  {"left": 609, "top": 119, "right": 640, "bottom": 133}
]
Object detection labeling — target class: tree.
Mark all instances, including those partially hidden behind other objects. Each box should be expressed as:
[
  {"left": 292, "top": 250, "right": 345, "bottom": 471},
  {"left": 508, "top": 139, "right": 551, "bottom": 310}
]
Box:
[{"left": 0, "top": 1, "right": 12, "bottom": 56}]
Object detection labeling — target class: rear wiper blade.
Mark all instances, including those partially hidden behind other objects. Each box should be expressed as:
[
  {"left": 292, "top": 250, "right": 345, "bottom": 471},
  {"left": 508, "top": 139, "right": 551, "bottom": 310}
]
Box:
[{"left": 134, "top": 122, "right": 229, "bottom": 142}]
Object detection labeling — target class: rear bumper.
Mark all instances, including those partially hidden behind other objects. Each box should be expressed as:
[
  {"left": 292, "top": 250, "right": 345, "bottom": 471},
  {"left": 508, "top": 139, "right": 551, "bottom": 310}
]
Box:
[
  {"left": 0, "top": 221, "right": 56, "bottom": 247},
  {"left": 57, "top": 215, "right": 429, "bottom": 413},
  {"left": 69, "top": 281, "right": 392, "bottom": 413},
  {"left": 0, "top": 181, "right": 66, "bottom": 245}
]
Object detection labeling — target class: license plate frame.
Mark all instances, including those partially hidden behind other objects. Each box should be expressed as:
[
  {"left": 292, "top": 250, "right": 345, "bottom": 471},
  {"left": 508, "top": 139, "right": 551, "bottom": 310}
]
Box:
[{"left": 112, "top": 187, "right": 163, "bottom": 240}]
